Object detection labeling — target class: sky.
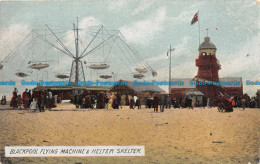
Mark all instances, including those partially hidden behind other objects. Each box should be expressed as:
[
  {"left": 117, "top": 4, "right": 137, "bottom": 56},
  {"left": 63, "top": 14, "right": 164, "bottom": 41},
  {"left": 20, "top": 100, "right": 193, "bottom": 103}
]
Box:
[{"left": 0, "top": 0, "right": 259, "bottom": 97}]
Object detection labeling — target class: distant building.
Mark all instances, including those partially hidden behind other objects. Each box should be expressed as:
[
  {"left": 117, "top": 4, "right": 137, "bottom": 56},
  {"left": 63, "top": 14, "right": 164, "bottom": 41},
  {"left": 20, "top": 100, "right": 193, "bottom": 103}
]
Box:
[
  {"left": 33, "top": 85, "right": 110, "bottom": 100},
  {"left": 109, "top": 80, "right": 166, "bottom": 105},
  {"left": 171, "top": 78, "right": 243, "bottom": 97}
]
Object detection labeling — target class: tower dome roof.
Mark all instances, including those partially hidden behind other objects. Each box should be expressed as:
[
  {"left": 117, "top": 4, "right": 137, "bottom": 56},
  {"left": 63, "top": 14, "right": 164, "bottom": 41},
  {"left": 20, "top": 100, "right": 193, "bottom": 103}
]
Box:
[{"left": 199, "top": 37, "right": 216, "bottom": 50}]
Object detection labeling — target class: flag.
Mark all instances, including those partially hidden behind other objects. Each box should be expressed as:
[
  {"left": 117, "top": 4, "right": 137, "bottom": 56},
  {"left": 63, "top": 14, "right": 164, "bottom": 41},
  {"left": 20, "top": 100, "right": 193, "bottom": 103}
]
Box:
[{"left": 191, "top": 11, "right": 199, "bottom": 25}]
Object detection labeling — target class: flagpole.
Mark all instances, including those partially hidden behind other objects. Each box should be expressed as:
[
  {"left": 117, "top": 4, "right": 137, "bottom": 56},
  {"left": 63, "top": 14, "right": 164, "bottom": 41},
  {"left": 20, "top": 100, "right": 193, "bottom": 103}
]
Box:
[{"left": 198, "top": 10, "right": 200, "bottom": 47}]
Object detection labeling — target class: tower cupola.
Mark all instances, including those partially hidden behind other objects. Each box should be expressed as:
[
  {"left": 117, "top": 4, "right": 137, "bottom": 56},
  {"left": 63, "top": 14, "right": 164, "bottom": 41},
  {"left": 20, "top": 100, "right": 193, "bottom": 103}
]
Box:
[{"left": 199, "top": 37, "right": 216, "bottom": 50}]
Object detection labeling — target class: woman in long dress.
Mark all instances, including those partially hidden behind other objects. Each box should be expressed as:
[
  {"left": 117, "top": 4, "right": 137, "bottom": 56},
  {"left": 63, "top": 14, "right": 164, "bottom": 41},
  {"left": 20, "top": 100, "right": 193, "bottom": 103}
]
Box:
[
  {"left": 10, "top": 88, "right": 18, "bottom": 108},
  {"left": 22, "top": 89, "right": 29, "bottom": 110}
]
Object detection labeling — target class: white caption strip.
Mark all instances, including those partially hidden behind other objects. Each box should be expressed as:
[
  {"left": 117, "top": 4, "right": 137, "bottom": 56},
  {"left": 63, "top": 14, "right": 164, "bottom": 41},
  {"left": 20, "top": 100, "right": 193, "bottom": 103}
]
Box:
[{"left": 5, "top": 146, "right": 145, "bottom": 157}]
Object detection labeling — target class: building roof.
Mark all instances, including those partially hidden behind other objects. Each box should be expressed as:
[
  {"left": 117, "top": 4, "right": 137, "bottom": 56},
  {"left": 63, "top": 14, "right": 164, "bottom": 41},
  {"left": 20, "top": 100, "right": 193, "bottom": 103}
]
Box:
[
  {"left": 219, "top": 77, "right": 243, "bottom": 87},
  {"left": 33, "top": 85, "right": 110, "bottom": 91},
  {"left": 109, "top": 80, "right": 166, "bottom": 94},
  {"left": 127, "top": 81, "right": 165, "bottom": 93},
  {"left": 184, "top": 89, "right": 204, "bottom": 96},
  {"left": 171, "top": 78, "right": 196, "bottom": 89},
  {"left": 171, "top": 77, "right": 242, "bottom": 89},
  {"left": 199, "top": 37, "right": 216, "bottom": 50}
]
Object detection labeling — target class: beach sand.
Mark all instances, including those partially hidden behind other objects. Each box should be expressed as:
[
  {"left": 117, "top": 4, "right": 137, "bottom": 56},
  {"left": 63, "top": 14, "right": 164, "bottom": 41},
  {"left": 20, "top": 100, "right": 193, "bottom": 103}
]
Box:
[{"left": 0, "top": 102, "right": 259, "bottom": 164}]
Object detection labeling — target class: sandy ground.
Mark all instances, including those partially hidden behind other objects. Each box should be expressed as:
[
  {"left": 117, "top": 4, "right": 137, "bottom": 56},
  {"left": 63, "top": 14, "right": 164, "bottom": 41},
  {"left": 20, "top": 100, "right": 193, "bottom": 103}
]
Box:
[{"left": 0, "top": 101, "right": 259, "bottom": 164}]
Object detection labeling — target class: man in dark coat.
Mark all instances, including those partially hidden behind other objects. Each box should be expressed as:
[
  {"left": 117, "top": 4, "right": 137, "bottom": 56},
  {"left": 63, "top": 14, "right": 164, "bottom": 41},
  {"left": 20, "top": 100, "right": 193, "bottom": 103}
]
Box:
[
  {"left": 160, "top": 96, "right": 165, "bottom": 112},
  {"left": 153, "top": 95, "right": 159, "bottom": 112}
]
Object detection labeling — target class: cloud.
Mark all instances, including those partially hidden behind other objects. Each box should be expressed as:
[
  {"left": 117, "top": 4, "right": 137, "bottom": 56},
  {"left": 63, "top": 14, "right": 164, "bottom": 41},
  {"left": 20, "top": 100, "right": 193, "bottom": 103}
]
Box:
[
  {"left": 220, "top": 33, "right": 260, "bottom": 76},
  {"left": 132, "top": 1, "right": 154, "bottom": 15},
  {"left": 219, "top": 32, "right": 260, "bottom": 96},
  {"left": 146, "top": 36, "right": 192, "bottom": 64},
  {"left": 172, "top": 36, "right": 192, "bottom": 57},
  {"left": 0, "top": 24, "right": 30, "bottom": 61},
  {"left": 120, "top": 7, "right": 167, "bottom": 45},
  {"left": 167, "top": 1, "right": 204, "bottom": 26},
  {"left": 222, "top": 2, "right": 259, "bottom": 34},
  {"left": 79, "top": 16, "right": 100, "bottom": 29},
  {"left": 107, "top": 0, "right": 129, "bottom": 11}
]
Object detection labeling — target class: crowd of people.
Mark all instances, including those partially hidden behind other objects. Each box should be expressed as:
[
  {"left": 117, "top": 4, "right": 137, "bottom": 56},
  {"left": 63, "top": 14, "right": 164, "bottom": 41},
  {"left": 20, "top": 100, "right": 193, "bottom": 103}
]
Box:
[
  {"left": 10, "top": 88, "right": 57, "bottom": 112},
  {"left": 6, "top": 88, "right": 260, "bottom": 112},
  {"left": 145, "top": 95, "right": 174, "bottom": 112},
  {"left": 73, "top": 92, "right": 143, "bottom": 110},
  {"left": 1, "top": 95, "right": 7, "bottom": 105},
  {"left": 72, "top": 92, "right": 165, "bottom": 111},
  {"left": 144, "top": 94, "right": 260, "bottom": 112},
  {"left": 72, "top": 91, "right": 110, "bottom": 109}
]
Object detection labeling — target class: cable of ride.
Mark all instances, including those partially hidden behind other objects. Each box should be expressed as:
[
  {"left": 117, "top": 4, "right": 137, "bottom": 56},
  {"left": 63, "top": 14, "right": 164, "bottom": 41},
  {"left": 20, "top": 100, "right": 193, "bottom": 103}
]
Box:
[
  {"left": 116, "top": 33, "right": 157, "bottom": 77},
  {"left": 0, "top": 31, "right": 33, "bottom": 70}
]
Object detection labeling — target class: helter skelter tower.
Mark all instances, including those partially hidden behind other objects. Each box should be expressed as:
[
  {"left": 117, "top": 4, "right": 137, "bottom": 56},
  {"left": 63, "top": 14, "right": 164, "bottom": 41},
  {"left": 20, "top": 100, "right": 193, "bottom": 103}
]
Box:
[{"left": 195, "top": 36, "right": 221, "bottom": 99}]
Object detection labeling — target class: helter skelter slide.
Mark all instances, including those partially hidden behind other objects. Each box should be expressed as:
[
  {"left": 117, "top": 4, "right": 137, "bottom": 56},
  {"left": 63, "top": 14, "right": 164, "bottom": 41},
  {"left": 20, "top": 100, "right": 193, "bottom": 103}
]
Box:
[{"left": 193, "top": 77, "right": 233, "bottom": 112}]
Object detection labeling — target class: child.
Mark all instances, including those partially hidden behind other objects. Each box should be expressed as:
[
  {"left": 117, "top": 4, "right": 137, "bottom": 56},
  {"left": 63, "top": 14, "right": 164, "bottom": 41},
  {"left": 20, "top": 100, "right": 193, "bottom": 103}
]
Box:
[
  {"left": 30, "top": 98, "right": 38, "bottom": 112},
  {"left": 17, "top": 95, "right": 22, "bottom": 110}
]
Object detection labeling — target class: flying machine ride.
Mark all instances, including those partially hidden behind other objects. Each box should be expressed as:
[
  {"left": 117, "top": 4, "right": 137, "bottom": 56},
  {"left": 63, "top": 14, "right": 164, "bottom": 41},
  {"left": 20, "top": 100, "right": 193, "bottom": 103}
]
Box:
[
  {"left": 0, "top": 18, "right": 158, "bottom": 89},
  {"left": 99, "top": 75, "right": 112, "bottom": 79},
  {"left": 135, "top": 68, "right": 148, "bottom": 73},
  {"left": 88, "top": 64, "right": 110, "bottom": 70},
  {"left": 133, "top": 74, "right": 145, "bottom": 79},
  {"left": 29, "top": 63, "right": 49, "bottom": 70},
  {"left": 55, "top": 74, "right": 69, "bottom": 79},
  {"left": 15, "top": 72, "right": 28, "bottom": 77}
]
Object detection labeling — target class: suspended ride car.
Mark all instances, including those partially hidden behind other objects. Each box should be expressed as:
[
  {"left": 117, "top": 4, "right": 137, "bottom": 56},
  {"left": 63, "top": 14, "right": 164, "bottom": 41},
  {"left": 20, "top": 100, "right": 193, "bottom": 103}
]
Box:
[
  {"left": 55, "top": 74, "right": 69, "bottom": 79},
  {"left": 152, "top": 71, "right": 158, "bottom": 77},
  {"left": 88, "top": 64, "right": 110, "bottom": 70},
  {"left": 135, "top": 68, "right": 148, "bottom": 73},
  {"left": 99, "top": 75, "right": 112, "bottom": 79},
  {"left": 133, "top": 74, "right": 144, "bottom": 79},
  {"left": 15, "top": 72, "right": 28, "bottom": 77},
  {"left": 29, "top": 63, "right": 49, "bottom": 70}
]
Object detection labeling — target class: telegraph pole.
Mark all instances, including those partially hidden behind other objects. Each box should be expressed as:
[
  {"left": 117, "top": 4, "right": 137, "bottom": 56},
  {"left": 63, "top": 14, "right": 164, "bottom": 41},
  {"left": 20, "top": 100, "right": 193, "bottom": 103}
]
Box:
[{"left": 168, "top": 45, "right": 174, "bottom": 102}]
